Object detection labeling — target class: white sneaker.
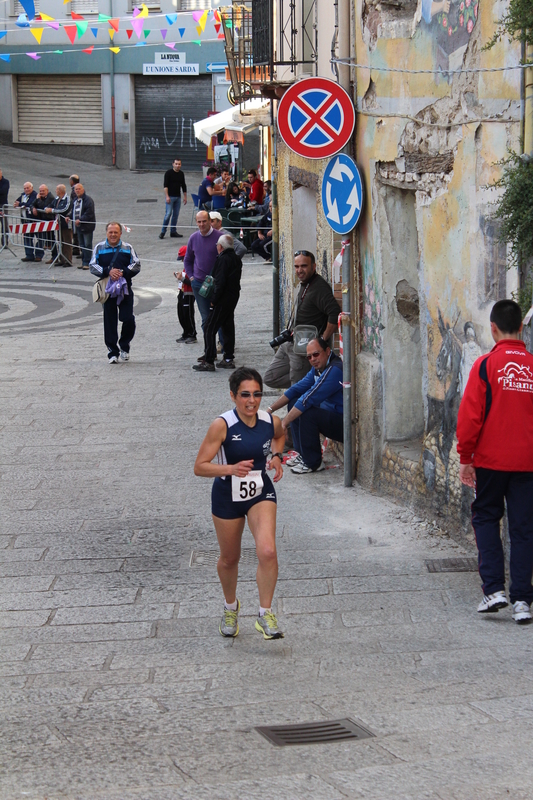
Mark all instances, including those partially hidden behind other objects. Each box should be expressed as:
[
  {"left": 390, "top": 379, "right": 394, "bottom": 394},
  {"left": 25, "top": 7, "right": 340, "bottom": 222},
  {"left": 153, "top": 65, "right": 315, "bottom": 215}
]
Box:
[
  {"left": 512, "top": 601, "right": 532, "bottom": 625},
  {"left": 120, "top": 350, "right": 130, "bottom": 362},
  {"left": 477, "top": 591, "right": 508, "bottom": 613},
  {"left": 291, "top": 460, "right": 326, "bottom": 474},
  {"left": 108, "top": 355, "right": 119, "bottom": 364},
  {"left": 285, "top": 453, "right": 302, "bottom": 467}
]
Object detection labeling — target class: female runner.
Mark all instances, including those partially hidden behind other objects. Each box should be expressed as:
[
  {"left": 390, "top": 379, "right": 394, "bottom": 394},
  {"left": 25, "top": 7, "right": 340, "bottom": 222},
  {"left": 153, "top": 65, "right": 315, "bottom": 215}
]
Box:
[{"left": 194, "top": 367, "right": 285, "bottom": 639}]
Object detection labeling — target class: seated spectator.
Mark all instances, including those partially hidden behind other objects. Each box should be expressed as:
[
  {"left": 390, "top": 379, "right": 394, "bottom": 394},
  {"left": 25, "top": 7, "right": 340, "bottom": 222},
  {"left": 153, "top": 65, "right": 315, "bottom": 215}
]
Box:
[
  {"left": 225, "top": 181, "right": 244, "bottom": 209},
  {"left": 242, "top": 169, "right": 264, "bottom": 205},
  {"left": 255, "top": 181, "right": 272, "bottom": 215},
  {"left": 266, "top": 337, "right": 343, "bottom": 474},
  {"left": 198, "top": 167, "right": 219, "bottom": 210},
  {"left": 14, "top": 181, "right": 38, "bottom": 262},
  {"left": 214, "top": 168, "right": 231, "bottom": 194},
  {"left": 250, "top": 200, "right": 272, "bottom": 260}
]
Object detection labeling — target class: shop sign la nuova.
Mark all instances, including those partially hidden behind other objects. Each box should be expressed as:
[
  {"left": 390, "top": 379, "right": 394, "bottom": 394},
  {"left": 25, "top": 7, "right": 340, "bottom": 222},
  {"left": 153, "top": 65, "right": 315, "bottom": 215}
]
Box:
[{"left": 143, "top": 53, "right": 199, "bottom": 75}]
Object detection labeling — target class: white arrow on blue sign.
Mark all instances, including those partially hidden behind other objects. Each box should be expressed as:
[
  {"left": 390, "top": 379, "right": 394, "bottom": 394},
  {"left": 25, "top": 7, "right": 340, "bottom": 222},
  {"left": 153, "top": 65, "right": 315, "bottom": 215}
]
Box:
[
  {"left": 321, "top": 154, "right": 363, "bottom": 235},
  {"left": 206, "top": 62, "right": 227, "bottom": 73}
]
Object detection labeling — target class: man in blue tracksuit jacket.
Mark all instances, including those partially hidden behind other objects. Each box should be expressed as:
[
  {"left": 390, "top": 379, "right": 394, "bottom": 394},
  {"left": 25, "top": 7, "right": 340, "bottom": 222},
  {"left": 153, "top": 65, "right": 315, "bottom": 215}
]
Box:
[
  {"left": 266, "top": 336, "right": 343, "bottom": 473},
  {"left": 90, "top": 222, "right": 141, "bottom": 363}
]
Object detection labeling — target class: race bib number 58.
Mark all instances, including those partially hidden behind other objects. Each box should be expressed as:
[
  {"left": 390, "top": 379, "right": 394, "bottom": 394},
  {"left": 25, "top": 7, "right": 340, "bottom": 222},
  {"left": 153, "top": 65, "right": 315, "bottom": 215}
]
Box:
[{"left": 231, "top": 470, "right": 264, "bottom": 502}]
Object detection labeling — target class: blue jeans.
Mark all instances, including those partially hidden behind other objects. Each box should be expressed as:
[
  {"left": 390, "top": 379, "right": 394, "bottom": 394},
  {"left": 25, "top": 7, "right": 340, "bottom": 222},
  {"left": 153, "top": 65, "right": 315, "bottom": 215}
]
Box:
[
  {"left": 191, "top": 279, "right": 213, "bottom": 333},
  {"left": 161, "top": 197, "right": 181, "bottom": 235},
  {"left": 77, "top": 229, "right": 93, "bottom": 266},
  {"left": 290, "top": 402, "right": 343, "bottom": 471}
]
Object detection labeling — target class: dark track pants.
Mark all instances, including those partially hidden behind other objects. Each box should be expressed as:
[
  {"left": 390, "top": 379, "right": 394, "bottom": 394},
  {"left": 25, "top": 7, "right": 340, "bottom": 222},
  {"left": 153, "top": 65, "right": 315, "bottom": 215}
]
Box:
[
  {"left": 177, "top": 291, "right": 196, "bottom": 338},
  {"left": 204, "top": 297, "right": 238, "bottom": 364},
  {"left": 103, "top": 291, "right": 136, "bottom": 359},
  {"left": 472, "top": 467, "right": 533, "bottom": 604},
  {"left": 290, "top": 404, "right": 343, "bottom": 471}
]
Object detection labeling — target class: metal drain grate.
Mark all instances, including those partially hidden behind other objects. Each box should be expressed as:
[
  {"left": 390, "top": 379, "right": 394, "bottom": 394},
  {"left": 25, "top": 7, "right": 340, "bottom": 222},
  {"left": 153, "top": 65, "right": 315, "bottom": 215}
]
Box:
[
  {"left": 189, "top": 549, "right": 258, "bottom": 567},
  {"left": 256, "top": 718, "right": 374, "bottom": 747},
  {"left": 425, "top": 557, "right": 478, "bottom": 573}
]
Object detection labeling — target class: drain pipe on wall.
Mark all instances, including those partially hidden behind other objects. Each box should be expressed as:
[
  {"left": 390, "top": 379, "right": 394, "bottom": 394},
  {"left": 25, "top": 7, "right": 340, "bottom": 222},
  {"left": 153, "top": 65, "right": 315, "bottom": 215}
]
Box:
[
  {"left": 525, "top": 38, "right": 533, "bottom": 156},
  {"left": 271, "top": 104, "right": 280, "bottom": 337},
  {"left": 109, "top": 0, "right": 116, "bottom": 166}
]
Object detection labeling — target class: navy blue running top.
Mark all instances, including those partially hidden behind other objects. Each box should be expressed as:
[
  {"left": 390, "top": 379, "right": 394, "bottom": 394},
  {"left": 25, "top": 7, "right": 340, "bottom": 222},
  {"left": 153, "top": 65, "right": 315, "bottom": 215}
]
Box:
[{"left": 216, "top": 408, "right": 274, "bottom": 480}]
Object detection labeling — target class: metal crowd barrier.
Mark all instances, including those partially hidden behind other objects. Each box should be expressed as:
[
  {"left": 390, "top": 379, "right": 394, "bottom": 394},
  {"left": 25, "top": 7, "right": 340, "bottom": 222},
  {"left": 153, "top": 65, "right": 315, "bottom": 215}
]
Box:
[{"left": 0, "top": 205, "right": 63, "bottom": 267}]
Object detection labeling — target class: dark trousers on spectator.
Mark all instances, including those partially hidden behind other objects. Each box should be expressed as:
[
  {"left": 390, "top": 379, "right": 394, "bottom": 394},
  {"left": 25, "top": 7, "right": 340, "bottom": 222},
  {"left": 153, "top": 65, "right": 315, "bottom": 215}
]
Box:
[
  {"left": 250, "top": 234, "right": 272, "bottom": 260},
  {"left": 177, "top": 291, "right": 196, "bottom": 339},
  {"left": 103, "top": 291, "right": 136, "bottom": 359},
  {"left": 72, "top": 231, "right": 80, "bottom": 256},
  {"left": 51, "top": 227, "right": 73, "bottom": 264},
  {"left": 204, "top": 297, "right": 238, "bottom": 364},
  {"left": 472, "top": 467, "right": 533, "bottom": 605},
  {"left": 290, "top": 402, "right": 343, "bottom": 471}
]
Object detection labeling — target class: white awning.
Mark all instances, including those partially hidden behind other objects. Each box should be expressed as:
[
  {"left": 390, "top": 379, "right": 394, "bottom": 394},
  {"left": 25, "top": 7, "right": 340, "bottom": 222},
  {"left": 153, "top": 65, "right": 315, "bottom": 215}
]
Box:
[{"left": 194, "top": 99, "right": 270, "bottom": 145}]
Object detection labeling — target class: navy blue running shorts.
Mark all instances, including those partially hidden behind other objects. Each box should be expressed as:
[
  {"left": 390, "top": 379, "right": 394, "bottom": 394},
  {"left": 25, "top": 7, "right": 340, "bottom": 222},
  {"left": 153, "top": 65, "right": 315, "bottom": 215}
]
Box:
[{"left": 211, "top": 473, "right": 277, "bottom": 519}]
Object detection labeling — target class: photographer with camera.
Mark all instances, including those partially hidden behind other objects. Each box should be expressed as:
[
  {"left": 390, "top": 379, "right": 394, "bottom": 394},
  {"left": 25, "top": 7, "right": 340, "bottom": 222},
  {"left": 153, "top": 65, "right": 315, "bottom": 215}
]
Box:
[{"left": 264, "top": 250, "right": 341, "bottom": 388}]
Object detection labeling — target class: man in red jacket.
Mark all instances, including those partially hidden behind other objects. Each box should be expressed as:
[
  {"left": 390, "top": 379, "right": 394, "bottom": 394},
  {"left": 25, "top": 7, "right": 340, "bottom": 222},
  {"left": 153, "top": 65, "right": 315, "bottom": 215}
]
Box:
[{"left": 457, "top": 299, "right": 533, "bottom": 625}]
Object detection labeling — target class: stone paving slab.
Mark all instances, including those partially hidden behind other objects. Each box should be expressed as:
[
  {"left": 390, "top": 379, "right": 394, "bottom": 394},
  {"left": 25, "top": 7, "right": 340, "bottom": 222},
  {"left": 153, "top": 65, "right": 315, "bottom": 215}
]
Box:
[{"left": 1, "top": 145, "right": 532, "bottom": 799}]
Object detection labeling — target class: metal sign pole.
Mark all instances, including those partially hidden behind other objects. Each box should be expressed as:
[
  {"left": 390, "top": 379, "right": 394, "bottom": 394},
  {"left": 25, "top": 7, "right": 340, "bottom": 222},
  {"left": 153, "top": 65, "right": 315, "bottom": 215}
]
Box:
[{"left": 341, "top": 239, "right": 353, "bottom": 487}]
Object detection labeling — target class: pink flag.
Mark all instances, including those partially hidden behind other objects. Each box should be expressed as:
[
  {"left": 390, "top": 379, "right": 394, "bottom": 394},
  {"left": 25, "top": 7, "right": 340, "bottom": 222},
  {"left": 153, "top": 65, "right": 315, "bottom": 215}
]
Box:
[{"left": 131, "top": 17, "right": 144, "bottom": 38}]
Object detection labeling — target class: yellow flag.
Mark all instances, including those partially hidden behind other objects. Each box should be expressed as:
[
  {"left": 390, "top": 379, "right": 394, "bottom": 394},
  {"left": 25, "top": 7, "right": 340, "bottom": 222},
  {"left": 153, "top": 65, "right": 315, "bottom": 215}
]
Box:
[
  {"left": 40, "top": 13, "right": 55, "bottom": 20},
  {"left": 30, "top": 27, "right": 44, "bottom": 44},
  {"left": 138, "top": 3, "right": 149, "bottom": 17},
  {"left": 109, "top": 46, "right": 120, "bottom": 53},
  {"left": 196, "top": 25, "right": 202, "bottom": 36},
  {"left": 199, "top": 10, "right": 208, "bottom": 31},
  {"left": 108, "top": 28, "right": 115, "bottom": 39}
]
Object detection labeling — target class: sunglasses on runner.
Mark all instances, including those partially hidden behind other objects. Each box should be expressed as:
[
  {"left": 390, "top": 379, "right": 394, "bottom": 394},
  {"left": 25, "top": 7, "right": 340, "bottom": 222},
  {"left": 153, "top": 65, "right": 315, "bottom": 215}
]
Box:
[
  {"left": 306, "top": 351, "right": 321, "bottom": 360},
  {"left": 294, "top": 250, "right": 314, "bottom": 259},
  {"left": 238, "top": 391, "right": 263, "bottom": 398}
]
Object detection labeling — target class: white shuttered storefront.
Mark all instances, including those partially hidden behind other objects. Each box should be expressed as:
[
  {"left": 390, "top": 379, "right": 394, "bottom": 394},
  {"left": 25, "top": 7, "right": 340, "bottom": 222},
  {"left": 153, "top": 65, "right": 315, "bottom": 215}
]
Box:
[{"left": 16, "top": 75, "right": 103, "bottom": 145}]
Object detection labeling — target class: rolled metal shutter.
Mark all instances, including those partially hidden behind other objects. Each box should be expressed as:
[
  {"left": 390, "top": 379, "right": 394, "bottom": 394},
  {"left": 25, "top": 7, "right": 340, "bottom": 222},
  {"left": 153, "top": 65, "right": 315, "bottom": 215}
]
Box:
[
  {"left": 17, "top": 75, "right": 103, "bottom": 145},
  {"left": 135, "top": 75, "right": 212, "bottom": 171}
]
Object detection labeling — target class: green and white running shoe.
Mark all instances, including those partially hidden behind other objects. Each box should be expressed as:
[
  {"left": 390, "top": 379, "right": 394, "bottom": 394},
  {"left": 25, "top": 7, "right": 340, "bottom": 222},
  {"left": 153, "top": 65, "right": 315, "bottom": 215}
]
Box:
[
  {"left": 219, "top": 600, "right": 241, "bottom": 637},
  {"left": 255, "top": 610, "right": 284, "bottom": 639}
]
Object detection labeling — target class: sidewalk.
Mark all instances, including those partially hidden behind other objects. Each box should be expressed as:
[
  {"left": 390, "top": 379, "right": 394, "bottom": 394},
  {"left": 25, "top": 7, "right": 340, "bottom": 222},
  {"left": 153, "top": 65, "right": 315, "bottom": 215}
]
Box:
[{"left": 1, "top": 146, "right": 533, "bottom": 800}]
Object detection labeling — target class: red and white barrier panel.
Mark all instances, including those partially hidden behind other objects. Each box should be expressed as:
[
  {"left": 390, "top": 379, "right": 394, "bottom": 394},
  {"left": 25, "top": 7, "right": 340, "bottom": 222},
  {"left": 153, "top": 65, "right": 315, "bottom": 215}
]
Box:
[{"left": 9, "top": 220, "right": 58, "bottom": 235}]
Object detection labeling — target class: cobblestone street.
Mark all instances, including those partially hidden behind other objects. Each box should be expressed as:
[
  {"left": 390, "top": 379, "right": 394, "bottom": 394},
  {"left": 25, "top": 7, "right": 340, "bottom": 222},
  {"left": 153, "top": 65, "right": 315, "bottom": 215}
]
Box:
[{"left": 1, "top": 146, "right": 533, "bottom": 799}]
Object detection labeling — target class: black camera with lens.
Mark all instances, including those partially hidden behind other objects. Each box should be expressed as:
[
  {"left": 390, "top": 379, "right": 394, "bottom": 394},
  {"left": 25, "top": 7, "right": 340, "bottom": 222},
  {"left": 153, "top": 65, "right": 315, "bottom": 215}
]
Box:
[{"left": 269, "top": 329, "right": 293, "bottom": 349}]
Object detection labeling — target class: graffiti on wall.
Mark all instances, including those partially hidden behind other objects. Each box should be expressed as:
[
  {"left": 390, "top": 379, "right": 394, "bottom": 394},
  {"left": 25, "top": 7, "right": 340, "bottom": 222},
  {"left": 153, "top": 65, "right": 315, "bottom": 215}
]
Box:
[
  {"left": 363, "top": 277, "right": 382, "bottom": 356},
  {"left": 420, "top": 0, "right": 479, "bottom": 75}
]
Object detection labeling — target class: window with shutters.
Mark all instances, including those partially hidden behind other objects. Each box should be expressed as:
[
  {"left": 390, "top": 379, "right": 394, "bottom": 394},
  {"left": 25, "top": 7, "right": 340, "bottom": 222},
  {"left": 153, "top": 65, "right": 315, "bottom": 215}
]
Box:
[
  {"left": 177, "top": 0, "right": 210, "bottom": 10},
  {"left": 128, "top": 0, "right": 161, "bottom": 10},
  {"left": 12, "top": 0, "right": 40, "bottom": 16},
  {"left": 69, "top": 0, "right": 100, "bottom": 14},
  {"left": 16, "top": 75, "right": 103, "bottom": 146}
]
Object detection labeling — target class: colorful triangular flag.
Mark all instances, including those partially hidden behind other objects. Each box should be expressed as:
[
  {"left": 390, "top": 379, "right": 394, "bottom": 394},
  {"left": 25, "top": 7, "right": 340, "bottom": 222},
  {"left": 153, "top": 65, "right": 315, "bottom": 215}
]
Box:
[
  {"left": 109, "top": 46, "right": 120, "bottom": 53},
  {"left": 164, "top": 42, "right": 176, "bottom": 49},
  {"left": 0, "top": 31, "right": 7, "bottom": 40},
  {"left": 109, "top": 18, "right": 119, "bottom": 32},
  {"left": 108, "top": 29, "right": 115, "bottom": 40},
  {"left": 0, "top": 54, "right": 11, "bottom": 62},
  {"left": 178, "top": 27, "right": 185, "bottom": 38},
  {"left": 218, "top": 32, "right": 225, "bottom": 39},
  {"left": 135, "top": 41, "right": 146, "bottom": 46},
  {"left": 40, "top": 12, "right": 54, "bottom": 20},
  {"left": 19, "top": 0, "right": 35, "bottom": 21},
  {"left": 166, "top": 13, "right": 177, "bottom": 25},
  {"left": 64, "top": 25, "right": 77, "bottom": 44},
  {"left": 160, "top": 29, "right": 167, "bottom": 40},
  {"left": 30, "top": 27, "right": 44, "bottom": 43},
  {"left": 214, "top": 23, "right": 220, "bottom": 33},
  {"left": 143, "top": 29, "right": 150, "bottom": 38},
  {"left": 71, "top": 12, "right": 84, "bottom": 19},
  {"left": 192, "top": 39, "right": 201, "bottom": 45},
  {"left": 91, "top": 27, "right": 98, "bottom": 37},
  {"left": 196, "top": 26, "right": 202, "bottom": 36},
  {"left": 76, "top": 21, "right": 88, "bottom": 37},
  {"left": 98, "top": 14, "right": 111, "bottom": 21},
  {"left": 198, "top": 10, "right": 208, "bottom": 31},
  {"left": 46, "top": 21, "right": 60, "bottom": 29},
  {"left": 126, "top": 29, "right": 133, "bottom": 39},
  {"left": 82, "top": 46, "right": 94, "bottom": 53},
  {"left": 16, "top": 14, "right": 30, "bottom": 28},
  {"left": 26, "top": 52, "right": 41, "bottom": 59},
  {"left": 192, "top": 10, "right": 203, "bottom": 21},
  {"left": 131, "top": 17, "right": 144, "bottom": 38},
  {"left": 138, "top": 4, "right": 149, "bottom": 17}
]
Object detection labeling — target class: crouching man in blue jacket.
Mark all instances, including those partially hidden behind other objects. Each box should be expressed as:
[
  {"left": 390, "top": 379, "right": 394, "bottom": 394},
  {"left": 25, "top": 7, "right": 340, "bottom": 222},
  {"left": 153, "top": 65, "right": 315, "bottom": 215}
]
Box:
[
  {"left": 90, "top": 222, "right": 141, "bottom": 364},
  {"left": 266, "top": 337, "right": 343, "bottom": 474}
]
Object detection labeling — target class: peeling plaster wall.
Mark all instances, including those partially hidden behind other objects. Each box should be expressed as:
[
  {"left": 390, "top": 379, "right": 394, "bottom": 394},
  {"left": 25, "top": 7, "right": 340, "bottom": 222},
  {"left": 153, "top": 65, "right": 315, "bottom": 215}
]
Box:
[{"left": 354, "top": 0, "right": 521, "bottom": 531}]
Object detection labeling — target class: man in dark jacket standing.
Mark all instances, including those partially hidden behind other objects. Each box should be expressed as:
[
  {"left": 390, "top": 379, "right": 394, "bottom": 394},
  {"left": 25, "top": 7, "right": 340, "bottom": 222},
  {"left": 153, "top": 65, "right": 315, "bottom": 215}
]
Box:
[
  {"left": 14, "top": 181, "right": 38, "bottom": 261},
  {"left": 160, "top": 159, "right": 187, "bottom": 239},
  {"left": 66, "top": 183, "right": 96, "bottom": 269},
  {"left": 0, "top": 168, "right": 8, "bottom": 246},
  {"left": 45, "top": 184, "right": 72, "bottom": 266},
  {"left": 90, "top": 222, "right": 141, "bottom": 364},
  {"left": 193, "top": 234, "right": 242, "bottom": 373},
  {"left": 69, "top": 174, "right": 81, "bottom": 257},
  {"left": 31, "top": 184, "right": 54, "bottom": 262}
]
